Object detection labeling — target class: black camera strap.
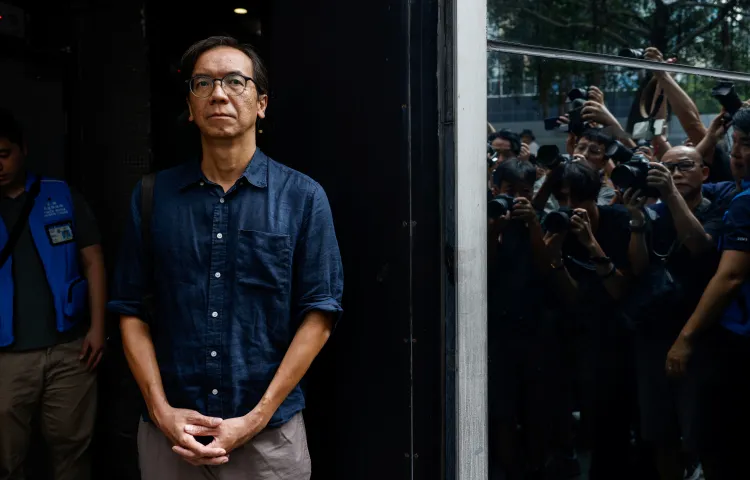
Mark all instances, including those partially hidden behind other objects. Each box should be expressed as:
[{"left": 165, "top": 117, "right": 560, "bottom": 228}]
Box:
[{"left": 0, "top": 178, "right": 42, "bottom": 270}]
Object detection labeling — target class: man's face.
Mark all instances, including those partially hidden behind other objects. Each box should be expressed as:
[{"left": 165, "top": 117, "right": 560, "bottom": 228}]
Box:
[
  {"left": 521, "top": 135, "right": 533, "bottom": 145},
  {"left": 0, "top": 138, "right": 24, "bottom": 188},
  {"left": 661, "top": 147, "right": 707, "bottom": 199},
  {"left": 187, "top": 46, "right": 268, "bottom": 140},
  {"left": 574, "top": 137, "right": 606, "bottom": 171},
  {"left": 497, "top": 180, "right": 533, "bottom": 200},
  {"left": 731, "top": 128, "right": 750, "bottom": 182},
  {"left": 491, "top": 138, "right": 512, "bottom": 157}
]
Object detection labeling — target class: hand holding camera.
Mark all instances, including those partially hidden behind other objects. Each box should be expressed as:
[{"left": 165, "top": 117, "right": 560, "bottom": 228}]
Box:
[
  {"left": 623, "top": 188, "right": 648, "bottom": 223},
  {"left": 511, "top": 197, "right": 537, "bottom": 225},
  {"left": 569, "top": 209, "right": 596, "bottom": 250},
  {"left": 581, "top": 101, "right": 617, "bottom": 128},
  {"left": 646, "top": 162, "right": 678, "bottom": 198}
]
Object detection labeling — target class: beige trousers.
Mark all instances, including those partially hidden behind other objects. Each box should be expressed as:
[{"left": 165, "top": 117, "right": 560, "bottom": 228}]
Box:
[
  {"left": 0, "top": 338, "right": 97, "bottom": 480},
  {"left": 137, "top": 412, "right": 312, "bottom": 480}
]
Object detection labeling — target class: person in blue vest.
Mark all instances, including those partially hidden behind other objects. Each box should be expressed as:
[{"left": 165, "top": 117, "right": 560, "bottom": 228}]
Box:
[
  {"left": 666, "top": 105, "right": 750, "bottom": 479},
  {"left": 0, "top": 109, "right": 107, "bottom": 479}
]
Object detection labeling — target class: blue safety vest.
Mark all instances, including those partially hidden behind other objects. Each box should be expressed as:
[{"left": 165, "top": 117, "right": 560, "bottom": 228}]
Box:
[
  {"left": 0, "top": 174, "right": 88, "bottom": 347},
  {"left": 718, "top": 181, "right": 750, "bottom": 336}
]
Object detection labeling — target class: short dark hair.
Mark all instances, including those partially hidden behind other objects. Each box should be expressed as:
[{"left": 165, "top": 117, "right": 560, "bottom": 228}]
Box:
[
  {"left": 560, "top": 161, "right": 601, "bottom": 203},
  {"left": 579, "top": 127, "right": 611, "bottom": 146},
  {"left": 493, "top": 158, "right": 537, "bottom": 188},
  {"left": 734, "top": 106, "right": 750, "bottom": 135},
  {"left": 180, "top": 36, "right": 269, "bottom": 95},
  {"left": 488, "top": 130, "right": 521, "bottom": 155},
  {"left": 0, "top": 109, "right": 24, "bottom": 147}
]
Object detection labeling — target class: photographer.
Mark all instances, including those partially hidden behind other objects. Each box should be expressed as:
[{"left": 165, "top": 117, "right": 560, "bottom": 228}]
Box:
[
  {"left": 623, "top": 146, "right": 722, "bottom": 480},
  {"left": 543, "top": 161, "right": 635, "bottom": 480},
  {"left": 534, "top": 129, "right": 618, "bottom": 210},
  {"left": 487, "top": 159, "right": 564, "bottom": 479},
  {"left": 644, "top": 47, "right": 733, "bottom": 183},
  {"left": 665, "top": 106, "right": 750, "bottom": 479}
]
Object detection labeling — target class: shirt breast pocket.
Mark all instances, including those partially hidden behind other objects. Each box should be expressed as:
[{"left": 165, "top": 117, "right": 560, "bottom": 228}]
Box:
[{"left": 236, "top": 230, "right": 292, "bottom": 294}]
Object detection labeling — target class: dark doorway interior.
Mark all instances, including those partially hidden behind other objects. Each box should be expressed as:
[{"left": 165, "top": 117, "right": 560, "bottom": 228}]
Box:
[{"left": 1, "top": 0, "right": 442, "bottom": 478}]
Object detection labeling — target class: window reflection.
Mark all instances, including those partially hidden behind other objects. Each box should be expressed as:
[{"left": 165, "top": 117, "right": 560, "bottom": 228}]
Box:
[
  {"left": 488, "top": 0, "right": 750, "bottom": 73},
  {"left": 486, "top": 52, "right": 750, "bottom": 479}
]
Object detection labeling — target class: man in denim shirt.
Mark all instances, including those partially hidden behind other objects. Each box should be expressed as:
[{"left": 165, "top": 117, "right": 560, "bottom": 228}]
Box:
[{"left": 108, "top": 36, "right": 343, "bottom": 479}]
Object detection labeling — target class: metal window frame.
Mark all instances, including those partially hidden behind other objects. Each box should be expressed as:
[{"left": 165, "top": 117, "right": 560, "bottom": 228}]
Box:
[
  {"left": 442, "top": 0, "right": 488, "bottom": 479},
  {"left": 444, "top": 22, "right": 750, "bottom": 480}
]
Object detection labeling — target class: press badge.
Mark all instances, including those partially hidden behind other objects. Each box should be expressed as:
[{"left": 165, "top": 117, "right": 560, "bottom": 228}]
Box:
[{"left": 46, "top": 221, "right": 75, "bottom": 246}]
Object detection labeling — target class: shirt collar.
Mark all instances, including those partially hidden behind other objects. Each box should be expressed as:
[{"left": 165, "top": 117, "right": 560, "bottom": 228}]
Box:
[
  {"left": 178, "top": 149, "right": 269, "bottom": 191},
  {"left": 741, "top": 180, "right": 750, "bottom": 192}
]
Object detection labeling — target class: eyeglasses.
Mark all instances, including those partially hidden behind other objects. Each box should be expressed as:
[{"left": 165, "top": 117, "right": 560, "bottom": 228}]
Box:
[
  {"left": 186, "top": 73, "right": 261, "bottom": 98},
  {"left": 663, "top": 161, "right": 698, "bottom": 173}
]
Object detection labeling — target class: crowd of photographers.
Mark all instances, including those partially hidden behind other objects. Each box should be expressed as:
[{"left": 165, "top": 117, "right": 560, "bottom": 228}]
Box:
[{"left": 486, "top": 47, "right": 750, "bottom": 480}]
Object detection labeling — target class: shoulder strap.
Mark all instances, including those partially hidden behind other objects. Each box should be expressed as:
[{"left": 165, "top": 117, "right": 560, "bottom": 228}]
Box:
[
  {"left": 0, "top": 178, "right": 42, "bottom": 269},
  {"left": 140, "top": 173, "right": 156, "bottom": 320}
]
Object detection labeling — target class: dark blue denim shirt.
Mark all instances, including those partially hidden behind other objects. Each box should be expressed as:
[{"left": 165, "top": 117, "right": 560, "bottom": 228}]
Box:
[{"left": 108, "top": 149, "right": 344, "bottom": 427}]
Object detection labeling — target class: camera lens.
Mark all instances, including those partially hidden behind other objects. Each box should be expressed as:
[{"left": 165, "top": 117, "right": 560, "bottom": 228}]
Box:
[
  {"left": 611, "top": 164, "right": 639, "bottom": 190},
  {"left": 544, "top": 210, "right": 571, "bottom": 234},
  {"left": 488, "top": 196, "right": 513, "bottom": 218}
]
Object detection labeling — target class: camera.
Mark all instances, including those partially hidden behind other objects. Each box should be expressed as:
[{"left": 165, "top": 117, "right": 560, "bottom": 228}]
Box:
[
  {"left": 543, "top": 207, "right": 580, "bottom": 234},
  {"left": 611, "top": 153, "right": 660, "bottom": 197},
  {"left": 567, "top": 88, "right": 590, "bottom": 137},
  {"left": 618, "top": 48, "right": 645, "bottom": 59},
  {"left": 535, "top": 145, "right": 571, "bottom": 170},
  {"left": 488, "top": 194, "right": 516, "bottom": 218},
  {"left": 605, "top": 140, "right": 635, "bottom": 165},
  {"left": 711, "top": 82, "right": 743, "bottom": 118}
]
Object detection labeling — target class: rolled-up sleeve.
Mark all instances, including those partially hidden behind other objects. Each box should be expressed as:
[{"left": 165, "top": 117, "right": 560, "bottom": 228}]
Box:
[
  {"left": 292, "top": 183, "right": 344, "bottom": 324},
  {"left": 107, "top": 180, "right": 147, "bottom": 318}
]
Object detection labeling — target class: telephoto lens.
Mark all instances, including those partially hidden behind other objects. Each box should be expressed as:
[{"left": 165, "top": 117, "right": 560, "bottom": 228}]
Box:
[
  {"left": 536, "top": 145, "right": 570, "bottom": 170},
  {"left": 488, "top": 194, "right": 515, "bottom": 218},
  {"left": 611, "top": 153, "right": 660, "bottom": 198}
]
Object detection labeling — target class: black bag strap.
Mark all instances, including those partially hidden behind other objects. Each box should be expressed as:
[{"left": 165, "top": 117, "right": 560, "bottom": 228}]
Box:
[
  {"left": 140, "top": 173, "right": 156, "bottom": 319},
  {"left": 0, "top": 178, "right": 42, "bottom": 270}
]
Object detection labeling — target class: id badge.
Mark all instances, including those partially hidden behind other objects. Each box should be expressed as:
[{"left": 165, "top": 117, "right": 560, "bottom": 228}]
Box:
[{"left": 46, "top": 221, "right": 75, "bottom": 246}]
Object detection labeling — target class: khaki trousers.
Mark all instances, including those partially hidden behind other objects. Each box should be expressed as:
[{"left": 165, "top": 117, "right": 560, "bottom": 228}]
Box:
[
  {"left": 138, "top": 412, "right": 312, "bottom": 480},
  {"left": 0, "top": 338, "right": 97, "bottom": 480}
]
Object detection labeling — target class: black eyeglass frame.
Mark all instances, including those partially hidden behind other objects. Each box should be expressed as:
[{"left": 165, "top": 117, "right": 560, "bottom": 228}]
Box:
[{"left": 185, "top": 74, "right": 265, "bottom": 98}]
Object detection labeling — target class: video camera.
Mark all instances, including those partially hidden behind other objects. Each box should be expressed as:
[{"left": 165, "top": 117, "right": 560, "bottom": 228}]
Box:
[
  {"left": 543, "top": 207, "right": 581, "bottom": 234},
  {"left": 611, "top": 153, "right": 660, "bottom": 198},
  {"left": 711, "top": 82, "right": 743, "bottom": 118}
]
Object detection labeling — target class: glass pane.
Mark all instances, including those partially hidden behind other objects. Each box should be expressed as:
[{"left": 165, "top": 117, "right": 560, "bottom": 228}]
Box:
[
  {"left": 486, "top": 52, "right": 750, "bottom": 479},
  {"left": 487, "top": 0, "right": 750, "bottom": 73}
]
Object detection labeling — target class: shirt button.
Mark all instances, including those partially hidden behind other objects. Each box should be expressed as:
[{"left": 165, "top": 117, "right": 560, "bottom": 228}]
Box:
[
  {"left": 219, "top": 198, "right": 225, "bottom": 204},
  {"left": 215, "top": 272, "right": 221, "bottom": 278},
  {"left": 200, "top": 181, "right": 205, "bottom": 186},
  {"left": 212, "top": 389, "right": 218, "bottom": 395},
  {"left": 210, "top": 351, "right": 217, "bottom": 357},
  {"left": 216, "top": 233, "right": 223, "bottom": 239},
  {"left": 211, "top": 311, "right": 218, "bottom": 318}
]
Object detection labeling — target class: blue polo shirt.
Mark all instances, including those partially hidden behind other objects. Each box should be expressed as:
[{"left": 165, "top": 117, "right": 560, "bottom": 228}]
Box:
[
  {"left": 108, "top": 149, "right": 344, "bottom": 426},
  {"left": 719, "top": 184, "right": 750, "bottom": 336}
]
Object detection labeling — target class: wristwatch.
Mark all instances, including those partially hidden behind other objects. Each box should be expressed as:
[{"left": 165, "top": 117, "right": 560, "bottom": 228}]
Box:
[
  {"left": 629, "top": 218, "right": 646, "bottom": 233},
  {"left": 590, "top": 255, "right": 612, "bottom": 265}
]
